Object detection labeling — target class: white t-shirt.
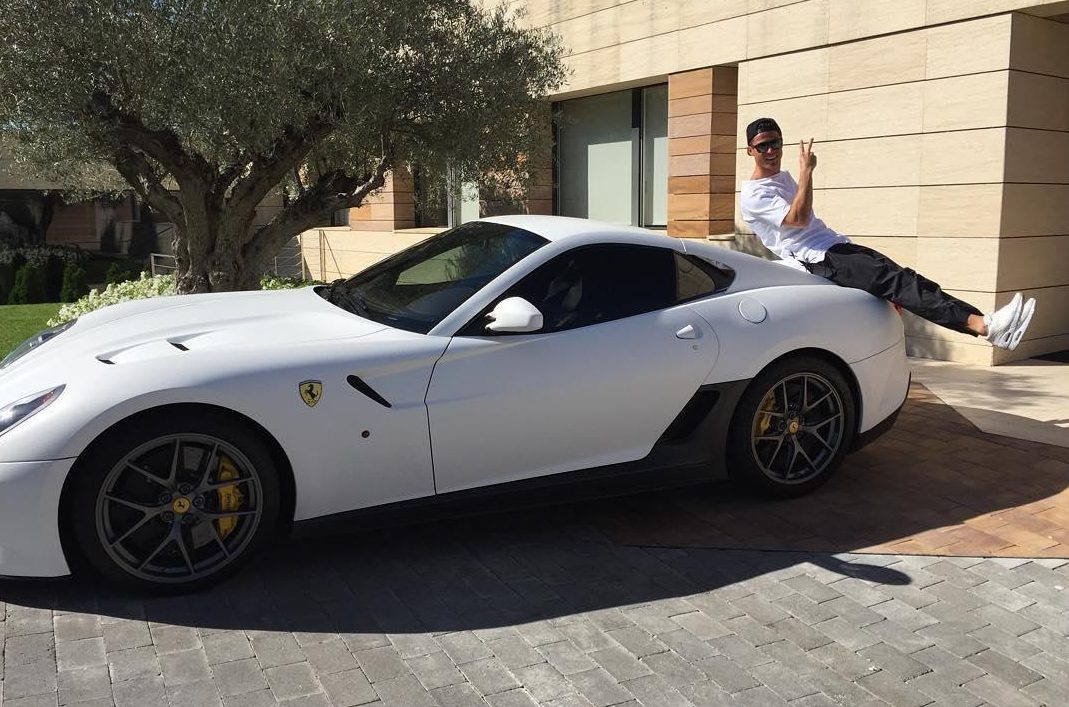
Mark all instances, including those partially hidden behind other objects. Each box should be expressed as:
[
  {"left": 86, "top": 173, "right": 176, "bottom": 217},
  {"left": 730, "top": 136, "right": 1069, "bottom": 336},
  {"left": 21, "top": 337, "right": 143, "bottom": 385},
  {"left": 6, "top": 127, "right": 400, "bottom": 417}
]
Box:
[{"left": 740, "top": 171, "right": 849, "bottom": 266}]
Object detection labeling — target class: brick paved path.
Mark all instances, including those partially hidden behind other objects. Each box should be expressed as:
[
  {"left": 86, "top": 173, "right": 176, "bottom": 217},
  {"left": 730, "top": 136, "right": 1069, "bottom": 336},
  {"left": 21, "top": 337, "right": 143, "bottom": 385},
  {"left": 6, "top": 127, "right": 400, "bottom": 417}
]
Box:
[
  {"left": 610, "top": 385, "right": 1069, "bottom": 558},
  {"left": 2, "top": 384, "right": 1069, "bottom": 706},
  {"left": 3, "top": 518, "right": 1069, "bottom": 706}
]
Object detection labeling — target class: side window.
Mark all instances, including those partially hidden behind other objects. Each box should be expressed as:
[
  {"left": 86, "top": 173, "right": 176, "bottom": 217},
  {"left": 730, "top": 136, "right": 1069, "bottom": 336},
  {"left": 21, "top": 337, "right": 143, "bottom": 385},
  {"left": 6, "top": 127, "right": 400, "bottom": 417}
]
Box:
[
  {"left": 674, "top": 252, "right": 735, "bottom": 303},
  {"left": 468, "top": 245, "right": 678, "bottom": 335}
]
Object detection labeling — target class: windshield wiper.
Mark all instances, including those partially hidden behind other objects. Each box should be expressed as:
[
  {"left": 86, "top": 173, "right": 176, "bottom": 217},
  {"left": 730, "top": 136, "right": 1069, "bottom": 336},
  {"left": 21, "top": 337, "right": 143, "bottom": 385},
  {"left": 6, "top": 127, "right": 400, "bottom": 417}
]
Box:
[{"left": 322, "top": 279, "right": 370, "bottom": 317}]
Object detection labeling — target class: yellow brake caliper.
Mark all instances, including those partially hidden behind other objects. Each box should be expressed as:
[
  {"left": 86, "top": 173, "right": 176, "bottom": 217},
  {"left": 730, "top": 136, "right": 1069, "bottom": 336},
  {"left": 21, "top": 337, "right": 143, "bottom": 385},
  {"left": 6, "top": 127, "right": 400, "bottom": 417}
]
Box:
[
  {"left": 215, "top": 455, "right": 245, "bottom": 540},
  {"left": 756, "top": 390, "right": 776, "bottom": 436}
]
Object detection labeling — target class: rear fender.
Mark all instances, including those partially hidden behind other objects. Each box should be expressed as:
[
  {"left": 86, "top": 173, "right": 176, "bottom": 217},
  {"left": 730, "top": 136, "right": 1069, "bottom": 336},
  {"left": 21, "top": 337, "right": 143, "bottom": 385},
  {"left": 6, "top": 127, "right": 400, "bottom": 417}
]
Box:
[{"left": 690, "top": 286, "right": 903, "bottom": 383}]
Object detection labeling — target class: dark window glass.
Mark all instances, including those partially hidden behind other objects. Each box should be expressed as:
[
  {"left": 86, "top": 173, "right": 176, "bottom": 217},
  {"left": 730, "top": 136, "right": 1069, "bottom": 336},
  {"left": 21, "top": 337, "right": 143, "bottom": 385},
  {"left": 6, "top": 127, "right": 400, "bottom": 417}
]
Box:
[
  {"left": 674, "top": 252, "right": 734, "bottom": 302},
  {"left": 321, "top": 222, "right": 547, "bottom": 334},
  {"left": 470, "top": 245, "right": 677, "bottom": 335}
]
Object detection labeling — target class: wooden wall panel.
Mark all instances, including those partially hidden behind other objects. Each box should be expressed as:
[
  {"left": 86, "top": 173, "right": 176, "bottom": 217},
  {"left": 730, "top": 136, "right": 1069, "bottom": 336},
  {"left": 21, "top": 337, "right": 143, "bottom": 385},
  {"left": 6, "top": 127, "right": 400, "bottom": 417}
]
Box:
[
  {"left": 667, "top": 66, "right": 738, "bottom": 238},
  {"left": 348, "top": 170, "right": 415, "bottom": 232}
]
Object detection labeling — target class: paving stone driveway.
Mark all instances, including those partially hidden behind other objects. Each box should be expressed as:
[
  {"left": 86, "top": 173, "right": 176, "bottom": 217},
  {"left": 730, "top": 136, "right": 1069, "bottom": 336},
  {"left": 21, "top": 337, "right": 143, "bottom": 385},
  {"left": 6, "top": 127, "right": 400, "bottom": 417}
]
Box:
[{"left": 2, "top": 384, "right": 1068, "bottom": 707}]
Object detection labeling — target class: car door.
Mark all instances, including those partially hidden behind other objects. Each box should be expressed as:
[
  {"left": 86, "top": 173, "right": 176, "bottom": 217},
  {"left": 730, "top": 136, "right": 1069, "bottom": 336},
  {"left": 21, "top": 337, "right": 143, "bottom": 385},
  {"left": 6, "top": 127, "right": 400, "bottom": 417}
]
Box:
[{"left": 425, "top": 244, "right": 721, "bottom": 494}]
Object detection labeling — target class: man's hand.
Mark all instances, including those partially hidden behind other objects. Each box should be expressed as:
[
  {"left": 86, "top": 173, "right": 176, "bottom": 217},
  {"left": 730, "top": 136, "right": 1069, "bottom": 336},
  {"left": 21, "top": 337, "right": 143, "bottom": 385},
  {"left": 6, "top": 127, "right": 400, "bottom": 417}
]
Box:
[
  {"left": 784, "top": 138, "right": 816, "bottom": 228},
  {"left": 799, "top": 138, "right": 817, "bottom": 173}
]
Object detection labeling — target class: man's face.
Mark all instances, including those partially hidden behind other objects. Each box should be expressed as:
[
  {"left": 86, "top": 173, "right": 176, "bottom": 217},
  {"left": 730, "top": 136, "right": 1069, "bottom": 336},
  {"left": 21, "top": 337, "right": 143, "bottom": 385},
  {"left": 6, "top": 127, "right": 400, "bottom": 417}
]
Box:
[{"left": 747, "top": 130, "right": 783, "bottom": 172}]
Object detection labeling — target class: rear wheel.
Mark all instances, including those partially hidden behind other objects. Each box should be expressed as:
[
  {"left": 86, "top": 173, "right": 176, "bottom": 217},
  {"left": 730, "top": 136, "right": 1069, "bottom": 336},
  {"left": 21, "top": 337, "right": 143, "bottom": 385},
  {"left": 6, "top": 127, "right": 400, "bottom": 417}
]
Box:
[
  {"left": 728, "top": 356, "right": 856, "bottom": 497},
  {"left": 70, "top": 410, "right": 281, "bottom": 592}
]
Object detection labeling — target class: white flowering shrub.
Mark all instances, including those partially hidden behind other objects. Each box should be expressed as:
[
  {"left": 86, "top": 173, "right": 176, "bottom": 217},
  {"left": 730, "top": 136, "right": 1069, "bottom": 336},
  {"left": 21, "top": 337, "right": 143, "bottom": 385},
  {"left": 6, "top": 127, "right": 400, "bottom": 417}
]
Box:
[
  {"left": 47, "top": 273, "right": 324, "bottom": 325},
  {"left": 48, "top": 273, "right": 176, "bottom": 325},
  {"left": 1, "top": 243, "right": 86, "bottom": 267}
]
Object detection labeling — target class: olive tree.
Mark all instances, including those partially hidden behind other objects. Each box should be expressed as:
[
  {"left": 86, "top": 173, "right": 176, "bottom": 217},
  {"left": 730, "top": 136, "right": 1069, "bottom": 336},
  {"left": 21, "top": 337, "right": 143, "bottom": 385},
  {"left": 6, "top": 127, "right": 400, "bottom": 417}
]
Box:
[{"left": 0, "top": 0, "right": 564, "bottom": 292}]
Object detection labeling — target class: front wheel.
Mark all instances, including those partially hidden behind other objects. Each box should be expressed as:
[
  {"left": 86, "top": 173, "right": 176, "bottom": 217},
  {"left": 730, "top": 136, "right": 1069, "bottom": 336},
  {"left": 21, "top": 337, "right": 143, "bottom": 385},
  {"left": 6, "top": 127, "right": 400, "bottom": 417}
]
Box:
[
  {"left": 727, "top": 356, "right": 856, "bottom": 498},
  {"left": 70, "top": 410, "right": 281, "bottom": 592}
]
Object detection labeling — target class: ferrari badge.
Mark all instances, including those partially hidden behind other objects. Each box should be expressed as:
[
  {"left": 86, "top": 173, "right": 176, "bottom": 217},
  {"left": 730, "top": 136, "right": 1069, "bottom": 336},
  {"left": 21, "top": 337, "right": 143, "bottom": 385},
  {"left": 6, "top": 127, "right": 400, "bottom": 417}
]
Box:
[{"left": 299, "top": 380, "right": 323, "bottom": 407}]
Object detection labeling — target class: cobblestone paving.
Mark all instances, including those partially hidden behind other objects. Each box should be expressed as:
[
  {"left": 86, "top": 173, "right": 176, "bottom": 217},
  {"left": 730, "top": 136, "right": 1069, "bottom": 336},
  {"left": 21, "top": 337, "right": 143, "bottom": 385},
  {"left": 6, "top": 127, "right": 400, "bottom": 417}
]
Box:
[
  {"left": 3, "top": 503, "right": 1069, "bottom": 707},
  {"left": 3, "top": 384, "right": 1069, "bottom": 706}
]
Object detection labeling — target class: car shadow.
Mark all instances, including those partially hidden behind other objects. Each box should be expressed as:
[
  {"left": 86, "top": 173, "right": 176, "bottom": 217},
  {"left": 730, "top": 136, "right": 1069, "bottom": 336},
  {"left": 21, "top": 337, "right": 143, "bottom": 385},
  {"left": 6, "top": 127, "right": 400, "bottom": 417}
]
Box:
[
  {"left": 0, "top": 492, "right": 913, "bottom": 635},
  {"left": 1, "top": 383, "right": 1067, "bottom": 635}
]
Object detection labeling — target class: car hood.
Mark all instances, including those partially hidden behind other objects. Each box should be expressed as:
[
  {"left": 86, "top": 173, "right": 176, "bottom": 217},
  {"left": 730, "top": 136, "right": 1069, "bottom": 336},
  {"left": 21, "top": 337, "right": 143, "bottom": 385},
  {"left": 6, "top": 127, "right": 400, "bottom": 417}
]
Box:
[{"left": 2, "top": 287, "right": 387, "bottom": 377}]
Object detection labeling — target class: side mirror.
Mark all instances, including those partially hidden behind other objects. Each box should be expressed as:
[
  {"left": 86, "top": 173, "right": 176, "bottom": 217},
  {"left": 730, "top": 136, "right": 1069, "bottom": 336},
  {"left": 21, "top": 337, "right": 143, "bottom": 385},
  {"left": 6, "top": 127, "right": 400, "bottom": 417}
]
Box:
[{"left": 485, "top": 297, "right": 544, "bottom": 333}]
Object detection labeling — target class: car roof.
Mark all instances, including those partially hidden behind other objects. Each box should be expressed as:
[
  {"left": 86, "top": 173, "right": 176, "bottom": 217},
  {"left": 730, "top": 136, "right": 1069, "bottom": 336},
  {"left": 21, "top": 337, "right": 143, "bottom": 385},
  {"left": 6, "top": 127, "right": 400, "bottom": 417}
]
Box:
[
  {"left": 480, "top": 215, "right": 658, "bottom": 243},
  {"left": 477, "top": 215, "right": 827, "bottom": 291}
]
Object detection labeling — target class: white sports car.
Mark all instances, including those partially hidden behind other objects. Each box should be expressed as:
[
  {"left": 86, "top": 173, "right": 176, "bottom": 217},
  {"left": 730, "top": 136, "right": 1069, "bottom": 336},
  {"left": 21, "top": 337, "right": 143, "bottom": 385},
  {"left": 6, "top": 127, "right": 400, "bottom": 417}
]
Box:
[{"left": 0, "top": 215, "right": 909, "bottom": 590}]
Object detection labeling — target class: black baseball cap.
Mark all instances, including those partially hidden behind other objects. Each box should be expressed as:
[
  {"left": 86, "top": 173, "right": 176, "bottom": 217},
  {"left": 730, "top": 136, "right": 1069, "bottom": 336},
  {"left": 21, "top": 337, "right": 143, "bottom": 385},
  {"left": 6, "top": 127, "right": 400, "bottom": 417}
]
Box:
[{"left": 746, "top": 117, "right": 781, "bottom": 145}]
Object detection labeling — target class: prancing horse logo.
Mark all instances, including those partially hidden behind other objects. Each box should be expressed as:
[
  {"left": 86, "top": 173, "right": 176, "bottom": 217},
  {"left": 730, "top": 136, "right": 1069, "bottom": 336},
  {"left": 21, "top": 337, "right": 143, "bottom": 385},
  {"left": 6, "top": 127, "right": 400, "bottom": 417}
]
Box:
[{"left": 299, "top": 380, "right": 323, "bottom": 407}]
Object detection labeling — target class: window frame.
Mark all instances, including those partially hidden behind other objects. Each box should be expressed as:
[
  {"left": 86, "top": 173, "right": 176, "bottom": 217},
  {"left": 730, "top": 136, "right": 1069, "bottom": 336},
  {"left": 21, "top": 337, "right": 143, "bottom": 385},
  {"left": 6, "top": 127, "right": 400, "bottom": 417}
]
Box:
[
  {"left": 458, "top": 243, "right": 702, "bottom": 338},
  {"left": 673, "top": 252, "right": 736, "bottom": 306},
  {"left": 328, "top": 221, "right": 548, "bottom": 334}
]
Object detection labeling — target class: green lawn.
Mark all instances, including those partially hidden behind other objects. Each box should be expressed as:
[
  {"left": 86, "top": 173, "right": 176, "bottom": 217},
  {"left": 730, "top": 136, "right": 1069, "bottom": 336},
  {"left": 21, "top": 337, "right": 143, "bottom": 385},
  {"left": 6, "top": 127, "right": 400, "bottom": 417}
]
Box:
[{"left": 0, "top": 303, "right": 63, "bottom": 358}]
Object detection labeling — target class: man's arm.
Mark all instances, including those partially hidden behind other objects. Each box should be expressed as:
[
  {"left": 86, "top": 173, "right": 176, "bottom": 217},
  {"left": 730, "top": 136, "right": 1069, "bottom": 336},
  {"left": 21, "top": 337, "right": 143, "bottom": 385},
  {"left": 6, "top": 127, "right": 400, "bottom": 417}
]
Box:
[{"left": 782, "top": 138, "right": 816, "bottom": 228}]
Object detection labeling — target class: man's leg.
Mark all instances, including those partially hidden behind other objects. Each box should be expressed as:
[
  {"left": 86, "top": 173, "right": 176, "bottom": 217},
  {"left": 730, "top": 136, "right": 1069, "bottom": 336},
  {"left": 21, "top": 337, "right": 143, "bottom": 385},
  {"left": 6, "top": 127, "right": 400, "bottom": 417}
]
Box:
[{"left": 812, "top": 243, "right": 982, "bottom": 334}]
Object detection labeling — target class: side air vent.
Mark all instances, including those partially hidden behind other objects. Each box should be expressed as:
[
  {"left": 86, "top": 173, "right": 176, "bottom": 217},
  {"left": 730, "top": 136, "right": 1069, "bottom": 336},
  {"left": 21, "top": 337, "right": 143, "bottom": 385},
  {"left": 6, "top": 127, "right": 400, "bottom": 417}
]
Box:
[
  {"left": 98, "top": 358, "right": 115, "bottom": 365},
  {"left": 346, "top": 375, "right": 392, "bottom": 408},
  {"left": 659, "top": 388, "right": 720, "bottom": 442},
  {"left": 170, "top": 341, "right": 189, "bottom": 351}
]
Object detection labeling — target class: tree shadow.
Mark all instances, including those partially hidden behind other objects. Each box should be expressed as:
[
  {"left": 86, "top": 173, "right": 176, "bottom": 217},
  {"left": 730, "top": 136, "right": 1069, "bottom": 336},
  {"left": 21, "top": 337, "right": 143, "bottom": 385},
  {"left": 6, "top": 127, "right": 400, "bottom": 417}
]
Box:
[{"left": 1, "top": 384, "right": 1067, "bottom": 636}]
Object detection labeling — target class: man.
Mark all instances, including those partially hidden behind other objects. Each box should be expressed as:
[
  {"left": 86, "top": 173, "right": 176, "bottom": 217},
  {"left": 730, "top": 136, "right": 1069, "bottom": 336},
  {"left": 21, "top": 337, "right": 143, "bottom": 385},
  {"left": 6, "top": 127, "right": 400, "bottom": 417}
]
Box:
[{"left": 739, "top": 117, "right": 1035, "bottom": 350}]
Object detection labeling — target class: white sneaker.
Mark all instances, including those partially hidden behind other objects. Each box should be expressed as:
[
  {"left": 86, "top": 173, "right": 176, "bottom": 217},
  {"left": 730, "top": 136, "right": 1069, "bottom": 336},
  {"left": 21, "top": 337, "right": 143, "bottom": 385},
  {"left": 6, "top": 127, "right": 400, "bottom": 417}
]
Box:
[
  {"left": 1007, "top": 297, "right": 1036, "bottom": 351},
  {"left": 984, "top": 293, "right": 1023, "bottom": 348}
]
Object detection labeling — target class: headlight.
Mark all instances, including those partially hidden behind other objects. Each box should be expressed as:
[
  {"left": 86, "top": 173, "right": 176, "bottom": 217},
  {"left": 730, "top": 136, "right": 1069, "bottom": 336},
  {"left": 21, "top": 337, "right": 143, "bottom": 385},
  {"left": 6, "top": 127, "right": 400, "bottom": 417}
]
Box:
[
  {"left": 0, "top": 319, "right": 77, "bottom": 371},
  {"left": 0, "top": 386, "right": 65, "bottom": 437}
]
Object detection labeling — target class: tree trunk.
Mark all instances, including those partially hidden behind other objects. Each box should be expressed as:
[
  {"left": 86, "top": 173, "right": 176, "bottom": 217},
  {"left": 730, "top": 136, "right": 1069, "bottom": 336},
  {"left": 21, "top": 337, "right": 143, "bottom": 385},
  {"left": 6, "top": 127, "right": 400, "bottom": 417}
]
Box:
[
  {"left": 166, "top": 162, "right": 388, "bottom": 294},
  {"left": 173, "top": 185, "right": 260, "bottom": 295}
]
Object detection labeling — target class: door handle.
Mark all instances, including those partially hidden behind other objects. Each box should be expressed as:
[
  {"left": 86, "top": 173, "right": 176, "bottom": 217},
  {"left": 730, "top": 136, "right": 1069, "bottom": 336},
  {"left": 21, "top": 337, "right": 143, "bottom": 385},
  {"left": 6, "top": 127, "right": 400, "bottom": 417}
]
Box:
[{"left": 675, "top": 324, "right": 698, "bottom": 340}]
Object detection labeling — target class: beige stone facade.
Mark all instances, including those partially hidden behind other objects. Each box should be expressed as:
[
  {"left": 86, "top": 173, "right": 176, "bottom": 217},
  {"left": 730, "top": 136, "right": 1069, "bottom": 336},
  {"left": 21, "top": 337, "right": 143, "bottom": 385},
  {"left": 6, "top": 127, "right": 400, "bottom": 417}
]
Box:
[
  {"left": 309, "top": 0, "right": 1067, "bottom": 365},
  {"left": 504, "top": 0, "right": 1069, "bottom": 365}
]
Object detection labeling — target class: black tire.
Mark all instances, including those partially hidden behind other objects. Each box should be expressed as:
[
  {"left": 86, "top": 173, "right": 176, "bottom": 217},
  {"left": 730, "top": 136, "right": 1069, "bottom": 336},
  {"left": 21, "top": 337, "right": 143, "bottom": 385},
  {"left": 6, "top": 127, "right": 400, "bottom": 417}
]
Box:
[
  {"left": 727, "top": 355, "right": 856, "bottom": 498},
  {"left": 69, "top": 409, "right": 281, "bottom": 593}
]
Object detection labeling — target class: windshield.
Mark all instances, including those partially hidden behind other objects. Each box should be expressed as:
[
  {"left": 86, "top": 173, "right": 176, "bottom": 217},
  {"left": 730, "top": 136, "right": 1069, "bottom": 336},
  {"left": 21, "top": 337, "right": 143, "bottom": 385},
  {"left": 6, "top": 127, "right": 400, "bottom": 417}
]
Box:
[{"left": 319, "top": 221, "right": 548, "bottom": 333}]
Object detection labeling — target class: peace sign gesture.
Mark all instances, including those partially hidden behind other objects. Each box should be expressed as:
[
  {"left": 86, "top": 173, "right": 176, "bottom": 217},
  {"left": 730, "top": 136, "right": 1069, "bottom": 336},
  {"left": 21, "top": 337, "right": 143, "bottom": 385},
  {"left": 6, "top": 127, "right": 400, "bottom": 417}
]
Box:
[{"left": 799, "top": 138, "right": 817, "bottom": 173}]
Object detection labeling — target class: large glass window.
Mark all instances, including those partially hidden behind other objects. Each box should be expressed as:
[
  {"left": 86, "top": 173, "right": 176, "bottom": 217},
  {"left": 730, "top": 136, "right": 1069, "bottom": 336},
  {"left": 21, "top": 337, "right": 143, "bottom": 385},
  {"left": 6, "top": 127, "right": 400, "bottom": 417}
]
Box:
[
  {"left": 557, "top": 90, "right": 634, "bottom": 225},
  {"left": 555, "top": 85, "right": 668, "bottom": 228}
]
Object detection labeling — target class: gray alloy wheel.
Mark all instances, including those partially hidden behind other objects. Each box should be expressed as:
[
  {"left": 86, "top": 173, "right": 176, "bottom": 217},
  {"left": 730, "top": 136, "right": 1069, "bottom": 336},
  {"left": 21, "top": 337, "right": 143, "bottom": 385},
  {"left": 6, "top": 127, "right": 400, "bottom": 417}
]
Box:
[
  {"left": 749, "top": 372, "right": 845, "bottom": 485},
  {"left": 70, "top": 409, "right": 282, "bottom": 592},
  {"left": 727, "top": 355, "right": 855, "bottom": 498},
  {"left": 94, "top": 433, "right": 264, "bottom": 584}
]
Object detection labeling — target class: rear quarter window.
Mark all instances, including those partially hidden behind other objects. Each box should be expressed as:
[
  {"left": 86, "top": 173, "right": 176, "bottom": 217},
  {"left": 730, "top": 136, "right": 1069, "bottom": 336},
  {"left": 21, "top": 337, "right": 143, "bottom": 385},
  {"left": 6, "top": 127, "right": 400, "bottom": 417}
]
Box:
[{"left": 674, "top": 252, "right": 735, "bottom": 303}]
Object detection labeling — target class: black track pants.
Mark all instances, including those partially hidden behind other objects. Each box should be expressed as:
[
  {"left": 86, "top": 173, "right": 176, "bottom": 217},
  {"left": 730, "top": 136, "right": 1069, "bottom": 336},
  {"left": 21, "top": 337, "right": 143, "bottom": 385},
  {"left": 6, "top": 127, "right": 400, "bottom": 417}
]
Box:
[{"left": 803, "top": 243, "right": 982, "bottom": 335}]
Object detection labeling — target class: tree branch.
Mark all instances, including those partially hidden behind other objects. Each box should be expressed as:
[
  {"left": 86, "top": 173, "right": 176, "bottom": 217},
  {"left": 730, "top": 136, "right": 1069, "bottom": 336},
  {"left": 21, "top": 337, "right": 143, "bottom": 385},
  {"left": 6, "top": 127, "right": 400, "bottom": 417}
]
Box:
[
  {"left": 218, "top": 156, "right": 252, "bottom": 193},
  {"left": 242, "top": 155, "right": 391, "bottom": 270},
  {"left": 86, "top": 91, "right": 212, "bottom": 186},
  {"left": 226, "top": 115, "right": 337, "bottom": 218},
  {"left": 112, "top": 148, "right": 186, "bottom": 227}
]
